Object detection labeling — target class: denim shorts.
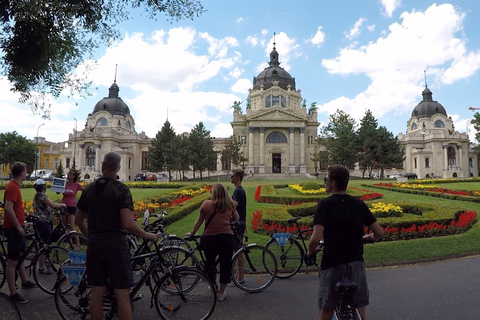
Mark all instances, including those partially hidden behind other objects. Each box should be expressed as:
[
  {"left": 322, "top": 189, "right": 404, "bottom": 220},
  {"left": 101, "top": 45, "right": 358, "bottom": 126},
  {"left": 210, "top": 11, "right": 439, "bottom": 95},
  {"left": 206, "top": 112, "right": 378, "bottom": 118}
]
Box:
[
  {"left": 87, "top": 249, "right": 133, "bottom": 289},
  {"left": 318, "top": 261, "right": 369, "bottom": 312}
]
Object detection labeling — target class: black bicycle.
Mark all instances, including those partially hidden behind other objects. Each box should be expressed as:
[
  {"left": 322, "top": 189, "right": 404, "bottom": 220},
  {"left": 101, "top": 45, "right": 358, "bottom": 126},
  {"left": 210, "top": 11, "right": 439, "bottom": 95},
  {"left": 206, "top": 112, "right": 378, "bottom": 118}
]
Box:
[
  {"left": 54, "top": 214, "right": 217, "bottom": 320},
  {"left": 265, "top": 216, "right": 322, "bottom": 278}
]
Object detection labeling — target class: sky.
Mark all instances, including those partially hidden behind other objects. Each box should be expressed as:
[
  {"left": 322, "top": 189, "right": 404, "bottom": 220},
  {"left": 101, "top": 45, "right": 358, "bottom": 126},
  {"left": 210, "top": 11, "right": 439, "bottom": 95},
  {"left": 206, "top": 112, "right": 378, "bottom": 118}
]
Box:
[{"left": 1, "top": 0, "right": 480, "bottom": 144}]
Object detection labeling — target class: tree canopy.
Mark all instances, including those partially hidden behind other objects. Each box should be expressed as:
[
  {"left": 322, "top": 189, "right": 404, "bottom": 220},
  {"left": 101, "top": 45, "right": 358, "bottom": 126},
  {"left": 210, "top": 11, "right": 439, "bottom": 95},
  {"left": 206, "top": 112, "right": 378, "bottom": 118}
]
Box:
[
  {"left": 0, "top": 0, "right": 204, "bottom": 117},
  {"left": 0, "top": 131, "right": 36, "bottom": 168},
  {"left": 148, "top": 121, "right": 180, "bottom": 180},
  {"left": 188, "top": 122, "right": 217, "bottom": 180}
]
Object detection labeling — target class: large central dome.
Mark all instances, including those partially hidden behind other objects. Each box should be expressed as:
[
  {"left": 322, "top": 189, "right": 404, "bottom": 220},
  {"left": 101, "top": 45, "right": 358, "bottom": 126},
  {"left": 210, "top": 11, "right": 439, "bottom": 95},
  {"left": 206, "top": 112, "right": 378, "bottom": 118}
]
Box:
[
  {"left": 92, "top": 82, "right": 130, "bottom": 116},
  {"left": 411, "top": 87, "right": 447, "bottom": 118},
  {"left": 253, "top": 44, "right": 296, "bottom": 91}
]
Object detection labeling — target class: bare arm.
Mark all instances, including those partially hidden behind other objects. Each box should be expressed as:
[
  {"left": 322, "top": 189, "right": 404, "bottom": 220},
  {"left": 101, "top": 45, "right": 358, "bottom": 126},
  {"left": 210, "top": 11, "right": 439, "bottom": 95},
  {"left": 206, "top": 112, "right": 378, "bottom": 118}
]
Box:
[
  {"left": 308, "top": 224, "right": 324, "bottom": 257},
  {"left": 43, "top": 196, "right": 67, "bottom": 209},
  {"left": 75, "top": 208, "right": 88, "bottom": 235},
  {"left": 363, "top": 221, "right": 385, "bottom": 241},
  {"left": 232, "top": 210, "right": 240, "bottom": 220},
  {"left": 4, "top": 200, "right": 24, "bottom": 235},
  {"left": 120, "top": 209, "right": 158, "bottom": 242},
  {"left": 186, "top": 210, "right": 206, "bottom": 236}
]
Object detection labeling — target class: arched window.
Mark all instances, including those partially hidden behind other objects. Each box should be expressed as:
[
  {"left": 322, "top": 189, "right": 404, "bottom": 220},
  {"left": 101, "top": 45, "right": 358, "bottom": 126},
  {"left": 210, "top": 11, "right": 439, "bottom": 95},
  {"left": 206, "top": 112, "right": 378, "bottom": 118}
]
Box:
[
  {"left": 125, "top": 121, "right": 131, "bottom": 129},
  {"left": 265, "top": 95, "right": 287, "bottom": 108},
  {"left": 447, "top": 146, "right": 456, "bottom": 166},
  {"left": 86, "top": 145, "right": 96, "bottom": 167},
  {"left": 411, "top": 123, "right": 417, "bottom": 130},
  {"left": 96, "top": 118, "right": 108, "bottom": 126},
  {"left": 434, "top": 120, "right": 445, "bottom": 128},
  {"left": 266, "top": 131, "right": 287, "bottom": 143},
  {"left": 54, "top": 158, "right": 59, "bottom": 169}
]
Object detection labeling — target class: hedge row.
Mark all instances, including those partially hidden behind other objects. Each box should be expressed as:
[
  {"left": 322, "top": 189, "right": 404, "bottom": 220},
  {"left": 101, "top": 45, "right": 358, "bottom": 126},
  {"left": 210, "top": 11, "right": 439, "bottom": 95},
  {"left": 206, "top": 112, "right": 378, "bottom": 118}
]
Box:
[
  {"left": 162, "top": 192, "right": 210, "bottom": 225},
  {"left": 366, "top": 184, "right": 480, "bottom": 203}
]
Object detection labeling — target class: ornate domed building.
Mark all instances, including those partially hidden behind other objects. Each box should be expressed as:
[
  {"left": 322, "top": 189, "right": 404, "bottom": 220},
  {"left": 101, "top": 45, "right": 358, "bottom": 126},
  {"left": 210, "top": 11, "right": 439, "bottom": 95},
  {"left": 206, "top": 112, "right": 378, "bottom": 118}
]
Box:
[
  {"left": 231, "top": 42, "right": 319, "bottom": 174},
  {"left": 398, "top": 86, "right": 478, "bottom": 178},
  {"left": 62, "top": 81, "right": 152, "bottom": 180}
]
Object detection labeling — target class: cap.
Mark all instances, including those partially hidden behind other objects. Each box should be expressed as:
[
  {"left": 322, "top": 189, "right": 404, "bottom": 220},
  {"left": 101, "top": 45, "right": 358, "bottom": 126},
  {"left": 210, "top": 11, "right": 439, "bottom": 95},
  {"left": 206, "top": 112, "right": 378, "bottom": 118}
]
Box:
[{"left": 34, "top": 179, "right": 46, "bottom": 186}]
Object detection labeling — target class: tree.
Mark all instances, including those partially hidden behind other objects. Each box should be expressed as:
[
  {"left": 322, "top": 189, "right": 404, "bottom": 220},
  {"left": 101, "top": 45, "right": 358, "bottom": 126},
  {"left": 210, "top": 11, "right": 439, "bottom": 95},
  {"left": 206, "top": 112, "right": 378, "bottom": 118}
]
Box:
[
  {"left": 148, "top": 121, "right": 179, "bottom": 181},
  {"left": 357, "top": 110, "right": 379, "bottom": 177},
  {"left": 0, "top": 0, "right": 204, "bottom": 117},
  {"left": 220, "top": 136, "right": 243, "bottom": 169},
  {"left": 176, "top": 135, "right": 191, "bottom": 181},
  {"left": 373, "top": 126, "right": 404, "bottom": 178},
  {"left": 188, "top": 122, "right": 217, "bottom": 180},
  {"left": 0, "top": 131, "right": 36, "bottom": 169},
  {"left": 55, "top": 160, "right": 65, "bottom": 178},
  {"left": 319, "top": 110, "right": 358, "bottom": 168},
  {"left": 470, "top": 112, "right": 480, "bottom": 145}
]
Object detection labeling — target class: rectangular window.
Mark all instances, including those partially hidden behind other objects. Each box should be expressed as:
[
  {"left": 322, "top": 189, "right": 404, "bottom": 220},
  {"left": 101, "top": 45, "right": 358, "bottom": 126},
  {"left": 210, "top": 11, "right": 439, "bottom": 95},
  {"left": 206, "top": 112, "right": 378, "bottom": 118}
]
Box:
[
  {"left": 425, "top": 158, "right": 430, "bottom": 168},
  {"left": 142, "top": 151, "right": 149, "bottom": 170},
  {"left": 66, "top": 158, "right": 70, "bottom": 168},
  {"left": 469, "top": 158, "right": 473, "bottom": 167},
  {"left": 414, "top": 158, "right": 417, "bottom": 169}
]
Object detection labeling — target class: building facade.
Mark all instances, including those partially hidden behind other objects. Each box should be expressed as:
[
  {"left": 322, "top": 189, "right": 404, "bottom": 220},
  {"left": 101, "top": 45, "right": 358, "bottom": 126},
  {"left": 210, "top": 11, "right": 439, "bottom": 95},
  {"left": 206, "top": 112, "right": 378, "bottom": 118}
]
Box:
[
  {"left": 231, "top": 44, "right": 319, "bottom": 174},
  {"left": 398, "top": 87, "right": 478, "bottom": 179}
]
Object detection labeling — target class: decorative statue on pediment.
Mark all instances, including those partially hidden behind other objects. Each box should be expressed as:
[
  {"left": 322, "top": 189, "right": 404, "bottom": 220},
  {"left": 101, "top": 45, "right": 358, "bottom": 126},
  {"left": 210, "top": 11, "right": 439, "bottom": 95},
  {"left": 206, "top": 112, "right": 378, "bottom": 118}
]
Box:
[
  {"left": 232, "top": 100, "right": 243, "bottom": 114},
  {"left": 308, "top": 102, "right": 317, "bottom": 115},
  {"left": 246, "top": 97, "right": 251, "bottom": 109},
  {"left": 302, "top": 99, "right": 307, "bottom": 109}
]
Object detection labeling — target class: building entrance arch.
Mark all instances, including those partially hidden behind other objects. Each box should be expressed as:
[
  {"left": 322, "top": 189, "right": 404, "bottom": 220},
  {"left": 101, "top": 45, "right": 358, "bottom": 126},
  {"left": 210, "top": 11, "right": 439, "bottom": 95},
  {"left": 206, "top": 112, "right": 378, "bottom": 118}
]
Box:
[{"left": 272, "top": 153, "right": 281, "bottom": 173}]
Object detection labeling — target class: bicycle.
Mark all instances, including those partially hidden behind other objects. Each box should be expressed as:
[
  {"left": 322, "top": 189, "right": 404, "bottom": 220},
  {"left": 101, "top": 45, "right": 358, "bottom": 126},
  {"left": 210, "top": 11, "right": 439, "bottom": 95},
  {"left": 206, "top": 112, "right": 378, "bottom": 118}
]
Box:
[
  {"left": 0, "top": 291, "right": 22, "bottom": 320},
  {"left": 54, "top": 213, "right": 217, "bottom": 320},
  {"left": 180, "top": 231, "right": 278, "bottom": 293},
  {"left": 264, "top": 216, "right": 322, "bottom": 278}
]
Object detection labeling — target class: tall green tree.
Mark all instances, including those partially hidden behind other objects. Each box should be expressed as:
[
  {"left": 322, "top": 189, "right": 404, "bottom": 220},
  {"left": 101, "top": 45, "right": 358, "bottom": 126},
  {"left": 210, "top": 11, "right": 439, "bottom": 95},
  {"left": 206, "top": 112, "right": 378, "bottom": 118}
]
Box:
[
  {"left": 470, "top": 112, "right": 480, "bottom": 145},
  {"left": 357, "top": 110, "right": 379, "bottom": 177},
  {"left": 220, "top": 136, "right": 243, "bottom": 169},
  {"left": 55, "top": 160, "right": 65, "bottom": 178},
  {"left": 188, "top": 122, "right": 217, "bottom": 180},
  {"left": 0, "top": 0, "right": 204, "bottom": 117},
  {"left": 0, "top": 131, "right": 36, "bottom": 169},
  {"left": 319, "top": 110, "right": 358, "bottom": 168},
  {"left": 374, "top": 126, "right": 405, "bottom": 178},
  {"left": 176, "top": 135, "right": 191, "bottom": 181},
  {"left": 148, "top": 121, "right": 179, "bottom": 181}
]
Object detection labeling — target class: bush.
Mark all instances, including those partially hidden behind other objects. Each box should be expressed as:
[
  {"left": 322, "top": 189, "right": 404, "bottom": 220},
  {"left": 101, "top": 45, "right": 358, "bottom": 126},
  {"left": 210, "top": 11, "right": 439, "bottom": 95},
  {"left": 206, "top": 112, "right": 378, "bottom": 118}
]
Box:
[{"left": 302, "top": 182, "right": 321, "bottom": 190}]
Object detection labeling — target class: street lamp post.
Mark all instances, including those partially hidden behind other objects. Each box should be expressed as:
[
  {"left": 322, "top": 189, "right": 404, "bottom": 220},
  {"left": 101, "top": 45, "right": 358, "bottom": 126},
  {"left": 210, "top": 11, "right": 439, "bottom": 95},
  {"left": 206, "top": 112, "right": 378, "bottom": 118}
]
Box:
[
  {"left": 241, "top": 136, "right": 246, "bottom": 169},
  {"left": 466, "top": 120, "right": 471, "bottom": 177},
  {"left": 34, "top": 123, "right": 45, "bottom": 175}
]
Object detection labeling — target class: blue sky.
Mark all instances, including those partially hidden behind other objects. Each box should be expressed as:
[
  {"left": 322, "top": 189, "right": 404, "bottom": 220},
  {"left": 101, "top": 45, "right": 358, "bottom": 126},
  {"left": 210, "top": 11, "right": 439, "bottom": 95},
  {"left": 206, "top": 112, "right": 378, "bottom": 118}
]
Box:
[{"left": 1, "top": 0, "right": 480, "bottom": 143}]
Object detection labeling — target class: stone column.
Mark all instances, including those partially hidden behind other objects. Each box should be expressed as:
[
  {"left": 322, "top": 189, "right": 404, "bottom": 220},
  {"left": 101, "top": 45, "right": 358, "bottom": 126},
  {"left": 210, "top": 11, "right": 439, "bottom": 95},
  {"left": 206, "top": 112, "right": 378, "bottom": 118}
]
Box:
[
  {"left": 289, "top": 127, "right": 296, "bottom": 173},
  {"left": 248, "top": 127, "right": 255, "bottom": 174},
  {"left": 443, "top": 145, "right": 448, "bottom": 175},
  {"left": 95, "top": 144, "right": 101, "bottom": 172},
  {"left": 299, "top": 128, "right": 306, "bottom": 173},
  {"left": 259, "top": 127, "right": 265, "bottom": 174},
  {"left": 458, "top": 145, "right": 463, "bottom": 170}
]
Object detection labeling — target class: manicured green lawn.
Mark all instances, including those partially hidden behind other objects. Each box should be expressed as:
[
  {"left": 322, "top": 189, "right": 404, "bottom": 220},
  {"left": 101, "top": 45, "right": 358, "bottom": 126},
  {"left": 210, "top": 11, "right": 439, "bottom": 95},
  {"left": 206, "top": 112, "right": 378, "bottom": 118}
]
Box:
[{"left": 3, "top": 178, "right": 480, "bottom": 267}]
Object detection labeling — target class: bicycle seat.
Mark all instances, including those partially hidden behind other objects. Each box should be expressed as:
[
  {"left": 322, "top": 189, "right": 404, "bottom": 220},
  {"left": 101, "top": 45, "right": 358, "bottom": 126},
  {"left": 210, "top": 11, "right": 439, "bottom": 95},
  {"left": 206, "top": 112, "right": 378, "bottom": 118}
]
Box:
[
  {"left": 335, "top": 275, "right": 357, "bottom": 293},
  {"left": 286, "top": 217, "right": 301, "bottom": 224}
]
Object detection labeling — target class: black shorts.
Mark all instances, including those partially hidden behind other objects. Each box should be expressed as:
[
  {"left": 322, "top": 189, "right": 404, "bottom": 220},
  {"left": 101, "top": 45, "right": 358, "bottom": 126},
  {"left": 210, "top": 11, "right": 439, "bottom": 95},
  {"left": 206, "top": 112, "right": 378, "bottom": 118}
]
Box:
[
  {"left": 4, "top": 227, "right": 26, "bottom": 260},
  {"left": 65, "top": 206, "right": 77, "bottom": 215},
  {"left": 87, "top": 249, "right": 133, "bottom": 289},
  {"left": 35, "top": 220, "right": 52, "bottom": 244}
]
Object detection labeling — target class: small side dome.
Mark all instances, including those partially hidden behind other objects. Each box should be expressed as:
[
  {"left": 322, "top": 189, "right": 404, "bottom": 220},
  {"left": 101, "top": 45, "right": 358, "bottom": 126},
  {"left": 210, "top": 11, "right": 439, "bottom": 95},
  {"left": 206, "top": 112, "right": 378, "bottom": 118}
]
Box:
[
  {"left": 411, "top": 87, "right": 447, "bottom": 118},
  {"left": 92, "top": 82, "right": 130, "bottom": 116}
]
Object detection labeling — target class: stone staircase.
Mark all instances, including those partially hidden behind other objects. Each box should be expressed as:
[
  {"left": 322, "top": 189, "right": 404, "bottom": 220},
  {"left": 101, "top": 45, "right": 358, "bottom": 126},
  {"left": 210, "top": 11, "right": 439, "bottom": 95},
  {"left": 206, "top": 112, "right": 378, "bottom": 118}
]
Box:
[{"left": 245, "top": 173, "right": 317, "bottom": 180}]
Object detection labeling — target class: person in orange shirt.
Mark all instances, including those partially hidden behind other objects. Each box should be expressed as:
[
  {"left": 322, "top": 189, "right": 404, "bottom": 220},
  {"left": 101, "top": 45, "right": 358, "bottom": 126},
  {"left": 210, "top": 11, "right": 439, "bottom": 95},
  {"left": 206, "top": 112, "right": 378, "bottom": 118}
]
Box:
[{"left": 3, "top": 162, "right": 37, "bottom": 304}]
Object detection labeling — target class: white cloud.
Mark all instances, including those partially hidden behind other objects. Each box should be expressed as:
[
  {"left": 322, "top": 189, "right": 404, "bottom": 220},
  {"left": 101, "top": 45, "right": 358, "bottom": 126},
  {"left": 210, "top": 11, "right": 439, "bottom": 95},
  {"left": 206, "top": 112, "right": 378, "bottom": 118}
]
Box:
[
  {"left": 211, "top": 122, "right": 234, "bottom": 139},
  {"left": 309, "top": 26, "right": 326, "bottom": 47},
  {"left": 367, "top": 25, "right": 376, "bottom": 32},
  {"left": 246, "top": 35, "right": 259, "bottom": 47},
  {"left": 345, "top": 18, "right": 367, "bottom": 40},
  {"left": 231, "top": 78, "right": 251, "bottom": 93},
  {"left": 320, "top": 3, "right": 480, "bottom": 132},
  {"left": 381, "top": 0, "right": 401, "bottom": 18}
]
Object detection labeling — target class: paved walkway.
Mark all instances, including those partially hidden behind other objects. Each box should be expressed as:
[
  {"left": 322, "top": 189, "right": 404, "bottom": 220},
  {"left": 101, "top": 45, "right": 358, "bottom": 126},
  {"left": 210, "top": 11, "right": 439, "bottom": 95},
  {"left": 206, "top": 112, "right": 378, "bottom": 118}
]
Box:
[{"left": 2, "top": 255, "right": 480, "bottom": 319}]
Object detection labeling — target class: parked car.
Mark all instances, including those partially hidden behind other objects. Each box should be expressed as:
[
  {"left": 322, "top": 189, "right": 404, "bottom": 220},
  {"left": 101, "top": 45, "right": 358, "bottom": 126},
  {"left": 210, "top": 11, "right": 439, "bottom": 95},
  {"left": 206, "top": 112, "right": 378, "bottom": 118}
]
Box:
[
  {"left": 134, "top": 173, "right": 146, "bottom": 181},
  {"left": 404, "top": 173, "right": 418, "bottom": 179},
  {"left": 390, "top": 173, "right": 404, "bottom": 179},
  {"left": 146, "top": 174, "right": 157, "bottom": 181},
  {"left": 41, "top": 171, "right": 55, "bottom": 181}
]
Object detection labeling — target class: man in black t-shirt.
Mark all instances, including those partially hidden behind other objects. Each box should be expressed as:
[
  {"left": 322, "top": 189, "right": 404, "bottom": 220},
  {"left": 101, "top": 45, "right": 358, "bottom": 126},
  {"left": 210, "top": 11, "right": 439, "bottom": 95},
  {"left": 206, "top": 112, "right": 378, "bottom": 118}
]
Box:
[
  {"left": 76, "top": 152, "right": 158, "bottom": 320},
  {"left": 230, "top": 168, "right": 246, "bottom": 284},
  {"left": 307, "top": 165, "right": 384, "bottom": 320}
]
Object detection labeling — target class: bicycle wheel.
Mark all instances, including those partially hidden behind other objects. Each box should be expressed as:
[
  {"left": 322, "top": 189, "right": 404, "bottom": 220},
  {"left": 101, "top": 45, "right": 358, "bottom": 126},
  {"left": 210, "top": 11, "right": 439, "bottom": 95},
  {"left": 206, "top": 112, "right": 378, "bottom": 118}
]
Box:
[
  {"left": 32, "top": 245, "right": 69, "bottom": 294},
  {"left": 56, "top": 232, "right": 88, "bottom": 253},
  {"left": 0, "top": 292, "right": 21, "bottom": 320},
  {"left": 159, "top": 246, "right": 201, "bottom": 269},
  {"left": 231, "top": 244, "right": 278, "bottom": 293},
  {"left": 154, "top": 267, "right": 216, "bottom": 320},
  {"left": 0, "top": 254, "right": 6, "bottom": 289},
  {"left": 54, "top": 275, "right": 91, "bottom": 320},
  {"left": 160, "top": 235, "right": 192, "bottom": 250},
  {"left": 334, "top": 307, "right": 362, "bottom": 320},
  {"left": 265, "top": 238, "right": 304, "bottom": 278}
]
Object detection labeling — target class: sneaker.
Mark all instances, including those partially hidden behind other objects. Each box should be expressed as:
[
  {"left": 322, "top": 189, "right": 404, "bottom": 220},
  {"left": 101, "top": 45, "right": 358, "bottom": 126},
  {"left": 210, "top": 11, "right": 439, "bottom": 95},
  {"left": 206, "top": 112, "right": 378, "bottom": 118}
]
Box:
[
  {"left": 22, "top": 281, "right": 38, "bottom": 289},
  {"left": 10, "top": 293, "right": 28, "bottom": 304},
  {"left": 38, "top": 267, "right": 44, "bottom": 274},
  {"left": 217, "top": 291, "right": 227, "bottom": 301}
]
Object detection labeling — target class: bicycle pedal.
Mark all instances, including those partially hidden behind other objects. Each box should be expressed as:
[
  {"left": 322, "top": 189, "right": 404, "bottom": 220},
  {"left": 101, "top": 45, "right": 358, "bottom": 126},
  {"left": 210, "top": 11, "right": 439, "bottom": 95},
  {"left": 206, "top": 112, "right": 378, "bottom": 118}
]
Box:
[{"left": 132, "top": 293, "right": 144, "bottom": 302}]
